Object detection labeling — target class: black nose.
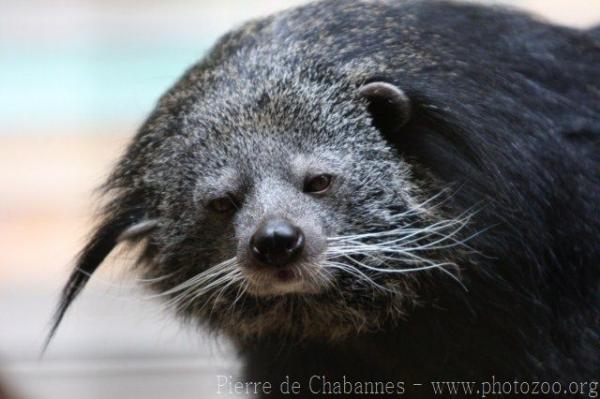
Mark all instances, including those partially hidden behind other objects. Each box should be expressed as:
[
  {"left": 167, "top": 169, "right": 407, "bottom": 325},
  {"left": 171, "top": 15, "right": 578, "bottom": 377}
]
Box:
[{"left": 250, "top": 219, "right": 305, "bottom": 267}]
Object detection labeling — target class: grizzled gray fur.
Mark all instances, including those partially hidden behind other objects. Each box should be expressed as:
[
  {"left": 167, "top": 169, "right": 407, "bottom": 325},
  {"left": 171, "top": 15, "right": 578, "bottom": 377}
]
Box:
[{"left": 48, "top": 0, "right": 599, "bottom": 395}]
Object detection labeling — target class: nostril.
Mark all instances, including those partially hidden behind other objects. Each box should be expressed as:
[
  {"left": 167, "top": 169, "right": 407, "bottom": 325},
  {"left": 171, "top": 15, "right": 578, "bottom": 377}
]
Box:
[
  {"left": 250, "top": 218, "right": 305, "bottom": 267},
  {"left": 286, "top": 229, "right": 304, "bottom": 253}
]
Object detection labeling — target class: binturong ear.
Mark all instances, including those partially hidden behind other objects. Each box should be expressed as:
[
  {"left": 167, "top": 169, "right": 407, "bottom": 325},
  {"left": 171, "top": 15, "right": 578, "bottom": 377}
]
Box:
[
  {"left": 43, "top": 214, "right": 158, "bottom": 352},
  {"left": 117, "top": 220, "right": 159, "bottom": 243},
  {"left": 358, "top": 81, "right": 413, "bottom": 136}
]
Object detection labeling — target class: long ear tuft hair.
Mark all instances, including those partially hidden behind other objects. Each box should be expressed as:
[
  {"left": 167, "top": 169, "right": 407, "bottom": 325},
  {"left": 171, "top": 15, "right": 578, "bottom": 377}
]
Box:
[{"left": 42, "top": 200, "right": 152, "bottom": 353}]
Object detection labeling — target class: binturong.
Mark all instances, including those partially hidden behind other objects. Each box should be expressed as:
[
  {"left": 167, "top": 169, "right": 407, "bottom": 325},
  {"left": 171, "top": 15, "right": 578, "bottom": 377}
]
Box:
[{"left": 47, "top": 0, "right": 599, "bottom": 393}]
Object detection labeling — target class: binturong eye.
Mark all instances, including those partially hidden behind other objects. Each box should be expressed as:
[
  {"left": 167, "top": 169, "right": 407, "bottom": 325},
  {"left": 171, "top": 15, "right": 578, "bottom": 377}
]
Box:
[
  {"left": 208, "top": 195, "right": 237, "bottom": 213},
  {"left": 304, "top": 174, "right": 333, "bottom": 194}
]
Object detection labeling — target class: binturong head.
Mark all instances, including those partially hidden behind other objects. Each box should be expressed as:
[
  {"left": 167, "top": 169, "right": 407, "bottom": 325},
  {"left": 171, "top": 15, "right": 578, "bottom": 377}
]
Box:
[{"left": 45, "top": 22, "right": 470, "bottom": 347}]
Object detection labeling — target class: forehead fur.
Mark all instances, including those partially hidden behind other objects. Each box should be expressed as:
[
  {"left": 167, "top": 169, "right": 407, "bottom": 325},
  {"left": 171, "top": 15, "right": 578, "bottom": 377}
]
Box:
[
  {"left": 181, "top": 55, "right": 375, "bottom": 145},
  {"left": 120, "top": 51, "right": 402, "bottom": 196}
]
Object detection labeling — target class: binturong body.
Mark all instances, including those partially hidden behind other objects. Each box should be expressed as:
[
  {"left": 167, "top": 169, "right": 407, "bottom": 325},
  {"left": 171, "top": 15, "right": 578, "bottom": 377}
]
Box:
[{"left": 48, "top": 0, "right": 599, "bottom": 394}]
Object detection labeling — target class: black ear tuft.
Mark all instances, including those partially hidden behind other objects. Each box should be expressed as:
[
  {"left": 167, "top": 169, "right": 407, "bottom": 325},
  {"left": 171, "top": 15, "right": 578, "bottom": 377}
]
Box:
[
  {"left": 43, "top": 213, "right": 154, "bottom": 353},
  {"left": 359, "top": 81, "right": 412, "bottom": 136}
]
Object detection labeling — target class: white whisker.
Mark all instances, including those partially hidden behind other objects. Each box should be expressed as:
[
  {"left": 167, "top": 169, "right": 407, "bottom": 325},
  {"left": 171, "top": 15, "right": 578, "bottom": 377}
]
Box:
[
  {"left": 146, "top": 257, "right": 237, "bottom": 299},
  {"left": 322, "top": 201, "right": 483, "bottom": 293}
]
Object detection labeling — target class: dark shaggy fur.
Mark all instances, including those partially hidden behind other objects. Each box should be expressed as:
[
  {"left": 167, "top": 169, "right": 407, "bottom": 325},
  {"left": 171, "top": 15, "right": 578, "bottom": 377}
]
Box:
[{"left": 48, "top": 1, "right": 599, "bottom": 396}]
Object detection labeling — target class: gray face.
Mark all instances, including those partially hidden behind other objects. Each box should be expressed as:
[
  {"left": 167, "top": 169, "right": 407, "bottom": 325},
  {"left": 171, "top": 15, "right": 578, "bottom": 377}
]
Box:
[
  {"left": 112, "top": 68, "right": 457, "bottom": 340},
  {"left": 176, "top": 127, "right": 413, "bottom": 297}
]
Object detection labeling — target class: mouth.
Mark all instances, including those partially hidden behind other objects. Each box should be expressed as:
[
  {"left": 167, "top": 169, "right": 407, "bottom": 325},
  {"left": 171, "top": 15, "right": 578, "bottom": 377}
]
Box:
[
  {"left": 241, "top": 262, "right": 329, "bottom": 296},
  {"left": 275, "top": 268, "right": 295, "bottom": 282}
]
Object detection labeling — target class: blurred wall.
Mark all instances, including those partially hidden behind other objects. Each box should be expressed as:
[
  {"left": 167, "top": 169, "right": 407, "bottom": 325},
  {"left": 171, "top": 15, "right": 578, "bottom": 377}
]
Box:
[{"left": 1, "top": 0, "right": 600, "bottom": 135}]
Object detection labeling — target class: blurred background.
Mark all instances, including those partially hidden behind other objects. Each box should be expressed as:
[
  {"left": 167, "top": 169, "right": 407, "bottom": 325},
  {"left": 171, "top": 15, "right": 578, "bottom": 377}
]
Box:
[{"left": 0, "top": 0, "right": 598, "bottom": 398}]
